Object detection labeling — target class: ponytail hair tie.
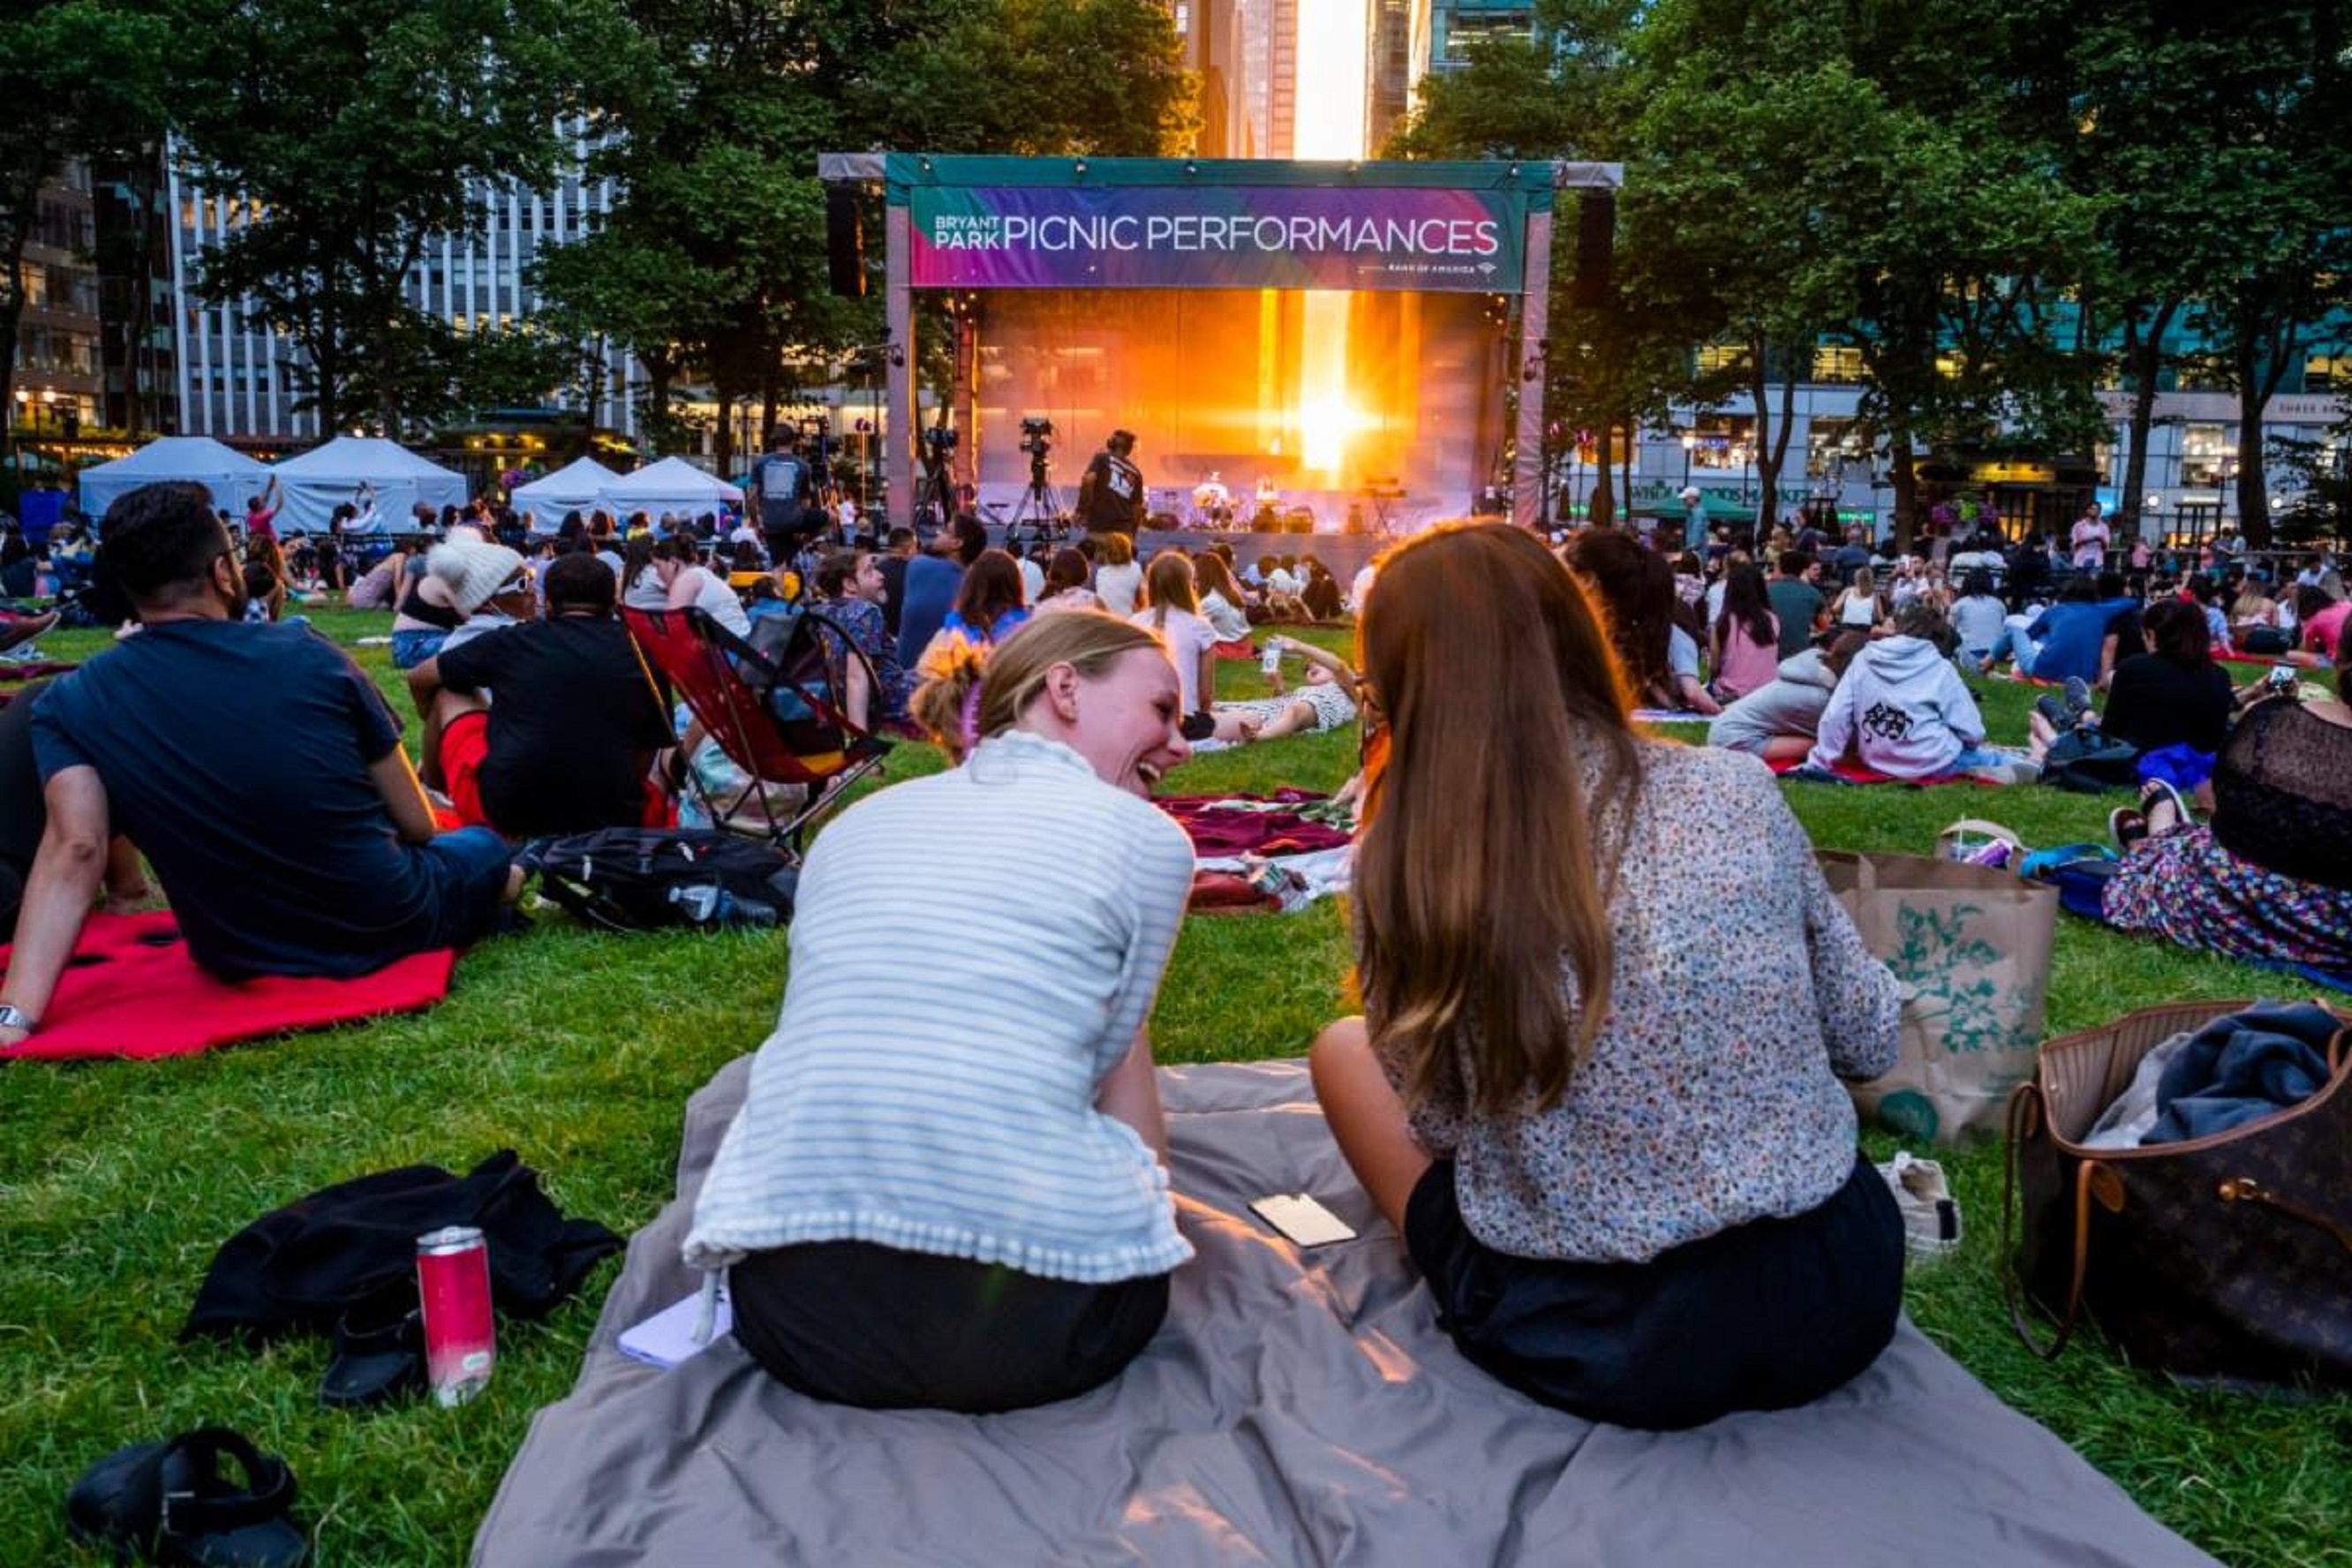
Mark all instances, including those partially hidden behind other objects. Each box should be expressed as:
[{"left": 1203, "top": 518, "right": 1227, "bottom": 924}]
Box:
[{"left": 959, "top": 683, "right": 984, "bottom": 752}]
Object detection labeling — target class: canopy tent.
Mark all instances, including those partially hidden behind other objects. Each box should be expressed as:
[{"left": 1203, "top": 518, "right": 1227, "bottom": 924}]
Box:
[
  {"left": 77, "top": 437, "right": 273, "bottom": 520},
  {"left": 509, "top": 457, "right": 623, "bottom": 529},
  {"left": 599, "top": 457, "right": 743, "bottom": 520},
  {"left": 269, "top": 436, "right": 467, "bottom": 534}
]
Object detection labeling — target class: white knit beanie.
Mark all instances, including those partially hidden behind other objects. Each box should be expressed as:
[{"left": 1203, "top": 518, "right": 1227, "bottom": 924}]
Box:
[{"left": 427, "top": 541, "right": 526, "bottom": 616}]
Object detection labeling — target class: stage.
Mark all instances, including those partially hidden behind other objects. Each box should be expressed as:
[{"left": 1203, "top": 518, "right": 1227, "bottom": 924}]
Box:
[{"left": 818, "top": 153, "right": 1623, "bottom": 534}]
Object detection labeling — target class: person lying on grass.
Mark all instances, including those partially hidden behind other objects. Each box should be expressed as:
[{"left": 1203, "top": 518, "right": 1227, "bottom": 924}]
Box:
[
  {"left": 1202, "top": 633, "right": 1361, "bottom": 745},
  {"left": 684, "top": 610, "right": 1195, "bottom": 1413},
  {"left": 0, "top": 484, "right": 524, "bottom": 1051},
  {"left": 1309, "top": 522, "right": 1904, "bottom": 1431}
]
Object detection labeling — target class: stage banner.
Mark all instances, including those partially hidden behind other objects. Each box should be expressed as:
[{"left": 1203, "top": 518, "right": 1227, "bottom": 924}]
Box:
[{"left": 909, "top": 185, "right": 1527, "bottom": 293}]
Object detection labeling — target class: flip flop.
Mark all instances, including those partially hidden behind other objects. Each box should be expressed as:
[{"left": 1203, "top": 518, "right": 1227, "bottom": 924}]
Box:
[{"left": 66, "top": 1427, "right": 307, "bottom": 1567}]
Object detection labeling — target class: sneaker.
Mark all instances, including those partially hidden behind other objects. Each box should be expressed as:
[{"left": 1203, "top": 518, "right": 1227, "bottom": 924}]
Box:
[
  {"left": 0, "top": 609, "right": 57, "bottom": 656},
  {"left": 2062, "top": 675, "right": 2094, "bottom": 718},
  {"left": 2033, "top": 693, "right": 2072, "bottom": 730},
  {"left": 1878, "top": 1151, "right": 1964, "bottom": 1262}
]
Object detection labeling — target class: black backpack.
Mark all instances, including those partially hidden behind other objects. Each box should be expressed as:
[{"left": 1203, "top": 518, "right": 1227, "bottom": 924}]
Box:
[
  {"left": 2039, "top": 727, "right": 2140, "bottom": 794},
  {"left": 519, "top": 826, "right": 797, "bottom": 933}
]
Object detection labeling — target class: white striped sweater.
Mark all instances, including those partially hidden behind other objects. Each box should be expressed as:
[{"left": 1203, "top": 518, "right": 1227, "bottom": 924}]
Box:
[{"left": 684, "top": 730, "right": 1198, "bottom": 1283}]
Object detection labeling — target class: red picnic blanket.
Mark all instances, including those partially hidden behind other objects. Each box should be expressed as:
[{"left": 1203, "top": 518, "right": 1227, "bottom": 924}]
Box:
[
  {"left": 0, "top": 911, "right": 457, "bottom": 1062},
  {"left": 1157, "top": 791, "right": 1353, "bottom": 857}
]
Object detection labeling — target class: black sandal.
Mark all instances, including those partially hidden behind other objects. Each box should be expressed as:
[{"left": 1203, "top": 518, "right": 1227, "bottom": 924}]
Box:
[
  {"left": 66, "top": 1427, "right": 307, "bottom": 1567},
  {"left": 319, "top": 1301, "right": 426, "bottom": 1410}
]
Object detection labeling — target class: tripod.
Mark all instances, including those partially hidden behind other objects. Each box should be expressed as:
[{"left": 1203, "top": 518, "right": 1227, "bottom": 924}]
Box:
[{"left": 1006, "top": 456, "right": 1066, "bottom": 551}]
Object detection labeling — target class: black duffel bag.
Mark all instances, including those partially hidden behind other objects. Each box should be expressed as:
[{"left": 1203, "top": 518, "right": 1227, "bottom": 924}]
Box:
[{"left": 520, "top": 826, "right": 797, "bottom": 933}]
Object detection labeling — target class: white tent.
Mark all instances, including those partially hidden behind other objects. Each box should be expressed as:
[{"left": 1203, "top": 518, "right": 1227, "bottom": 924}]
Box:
[
  {"left": 599, "top": 457, "right": 743, "bottom": 521},
  {"left": 270, "top": 436, "right": 468, "bottom": 534},
  {"left": 509, "top": 457, "right": 622, "bottom": 531},
  {"left": 78, "top": 437, "right": 274, "bottom": 520}
]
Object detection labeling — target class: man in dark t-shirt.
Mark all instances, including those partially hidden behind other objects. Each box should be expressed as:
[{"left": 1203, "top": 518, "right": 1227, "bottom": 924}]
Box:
[
  {"left": 1766, "top": 551, "right": 1828, "bottom": 658},
  {"left": 410, "top": 554, "right": 674, "bottom": 839},
  {"left": 1076, "top": 430, "right": 1144, "bottom": 538},
  {"left": 0, "top": 681, "right": 152, "bottom": 940},
  {"left": 0, "top": 486, "right": 519, "bottom": 1049}
]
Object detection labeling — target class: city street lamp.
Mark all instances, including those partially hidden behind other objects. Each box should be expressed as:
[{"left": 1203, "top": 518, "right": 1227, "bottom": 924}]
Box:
[{"left": 1680, "top": 431, "right": 1696, "bottom": 486}]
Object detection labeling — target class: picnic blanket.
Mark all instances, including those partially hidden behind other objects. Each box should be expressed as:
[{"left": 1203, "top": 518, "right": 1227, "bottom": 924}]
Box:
[
  {"left": 1770, "top": 756, "right": 1983, "bottom": 787},
  {"left": 1158, "top": 791, "right": 1352, "bottom": 858},
  {"left": 0, "top": 911, "right": 458, "bottom": 1061},
  {"left": 472, "top": 1059, "right": 2214, "bottom": 1568}
]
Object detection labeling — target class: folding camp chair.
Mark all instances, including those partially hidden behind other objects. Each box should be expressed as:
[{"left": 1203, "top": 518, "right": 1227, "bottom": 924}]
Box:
[{"left": 624, "top": 605, "right": 892, "bottom": 850}]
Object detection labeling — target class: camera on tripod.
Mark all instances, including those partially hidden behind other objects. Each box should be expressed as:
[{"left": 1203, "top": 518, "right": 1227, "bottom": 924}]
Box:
[
  {"left": 920, "top": 424, "right": 957, "bottom": 473},
  {"left": 1019, "top": 417, "right": 1054, "bottom": 462}
]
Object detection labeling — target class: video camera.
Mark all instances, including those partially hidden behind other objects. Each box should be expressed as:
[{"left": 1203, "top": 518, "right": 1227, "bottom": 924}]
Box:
[{"left": 1019, "top": 416, "right": 1054, "bottom": 460}]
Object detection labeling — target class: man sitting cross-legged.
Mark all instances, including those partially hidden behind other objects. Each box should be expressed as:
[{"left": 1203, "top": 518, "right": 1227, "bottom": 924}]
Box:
[
  {"left": 407, "top": 553, "right": 676, "bottom": 841},
  {"left": 0, "top": 484, "right": 522, "bottom": 1050}
]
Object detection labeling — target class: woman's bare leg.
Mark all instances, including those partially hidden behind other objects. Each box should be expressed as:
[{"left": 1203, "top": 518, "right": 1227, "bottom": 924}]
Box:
[
  {"left": 1309, "top": 1016, "right": 1432, "bottom": 1234},
  {"left": 1759, "top": 735, "right": 1813, "bottom": 765}
]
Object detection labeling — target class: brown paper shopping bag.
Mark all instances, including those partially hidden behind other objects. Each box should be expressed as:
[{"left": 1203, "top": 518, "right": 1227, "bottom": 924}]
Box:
[{"left": 1818, "top": 850, "right": 2058, "bottom": 1145}]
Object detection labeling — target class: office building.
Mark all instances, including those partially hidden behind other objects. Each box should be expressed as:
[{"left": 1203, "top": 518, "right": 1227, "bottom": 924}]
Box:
[{"left": 166, "top": 136, "right": 638, "bottom": 448}]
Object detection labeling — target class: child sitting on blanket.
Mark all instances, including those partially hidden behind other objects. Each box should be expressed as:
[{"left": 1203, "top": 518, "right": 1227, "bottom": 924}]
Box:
[
  {"left": 1806, "top": 600, "right": 2033, "bottom": 781},
  {"left": 1310, "top": 523, "right": 1905, "bottom": 1430},
  {"left": 683, "top": 611, "right": 1195, "bottom": 1413}
]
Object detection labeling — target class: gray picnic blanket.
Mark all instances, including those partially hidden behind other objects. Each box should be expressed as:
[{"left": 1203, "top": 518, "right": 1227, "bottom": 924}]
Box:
[{"left": 472, "top": 1059, "right": 2214, "bottom": 1567}]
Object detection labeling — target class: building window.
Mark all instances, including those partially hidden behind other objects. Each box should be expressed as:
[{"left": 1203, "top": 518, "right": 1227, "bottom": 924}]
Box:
[
  {"left": 1812, "top": 346, "right": 1866, "bottom": 383},
  {"left": 2305, "top": 355, "right": 2348, "bottom": 393},
  {"left": 2182, "top": 423, "right": 2234, "bottom": 488},
  {"left": 1692, "top": 343, "right": 1750, "bottom": 377}
]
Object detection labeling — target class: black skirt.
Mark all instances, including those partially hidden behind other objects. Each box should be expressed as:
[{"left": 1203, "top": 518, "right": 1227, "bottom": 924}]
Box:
[
  {"left": 729, "top": 1240, "right": 1170, "bottom": 1415},
  {"left": 1405, "top": 1150, "right": 1904, "bottom": 1429}
]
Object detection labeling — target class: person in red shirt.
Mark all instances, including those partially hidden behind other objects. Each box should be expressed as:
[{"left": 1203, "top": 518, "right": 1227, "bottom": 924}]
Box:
[{"left": 2292, "top": 588, "right": 2350, "bottom": 668}]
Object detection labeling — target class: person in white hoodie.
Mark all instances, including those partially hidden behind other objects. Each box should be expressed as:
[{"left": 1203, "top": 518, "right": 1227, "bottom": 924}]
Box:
[
  {"left": 1707, "top": 631, "right": 1868, "bottom": 764},
  {"left": 1806, "top": 602, "right": 2029, "bottom": 780}
]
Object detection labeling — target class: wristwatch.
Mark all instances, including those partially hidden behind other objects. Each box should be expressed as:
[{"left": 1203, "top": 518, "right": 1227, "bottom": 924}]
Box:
[{"left": 0, "top": 1003, "right": 37, "bottom": 1033}]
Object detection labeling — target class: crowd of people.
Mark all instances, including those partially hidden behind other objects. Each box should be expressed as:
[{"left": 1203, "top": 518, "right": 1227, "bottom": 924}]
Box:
[{"left": 3, "top": 475, "right": 2348, "bottom": 1437}]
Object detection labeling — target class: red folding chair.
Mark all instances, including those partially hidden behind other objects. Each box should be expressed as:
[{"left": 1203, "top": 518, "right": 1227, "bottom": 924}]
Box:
[{"left": 624, "top": 605, "right": 892, "bottom": 850}]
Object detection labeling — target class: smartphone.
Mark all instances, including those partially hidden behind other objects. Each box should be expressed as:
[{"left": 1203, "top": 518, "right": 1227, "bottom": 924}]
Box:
[
  {"left": 2265, "top": 664, "right": 2297, "bottom": 690},
  {"left": 1249, "top": 1193, "right": 1358, "bottom": 1248},
  {"left": 1259, "top": 641, "right": 1284, "bottom": 675}
]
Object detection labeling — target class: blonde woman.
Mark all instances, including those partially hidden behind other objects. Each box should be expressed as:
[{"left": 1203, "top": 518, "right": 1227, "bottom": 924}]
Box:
[
  {"left": 1092, "top": 531, "right": 1144, "bottom": 617},
  {"left": 690, "top": 612, "right": 1196, "bottom": 1413}
]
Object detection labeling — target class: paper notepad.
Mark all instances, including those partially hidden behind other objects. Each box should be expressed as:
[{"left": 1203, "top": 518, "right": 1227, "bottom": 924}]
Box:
[{"left": 617, "top": 1286, "right": 735, "bottom": 1370}]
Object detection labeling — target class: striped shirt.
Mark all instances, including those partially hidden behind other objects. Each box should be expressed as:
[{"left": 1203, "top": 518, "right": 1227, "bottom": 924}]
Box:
[{"left": 684, "top": 729, "right": 1198, "bottom": 1284}]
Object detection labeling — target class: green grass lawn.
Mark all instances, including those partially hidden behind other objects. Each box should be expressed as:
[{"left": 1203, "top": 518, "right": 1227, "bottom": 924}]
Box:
[{"left": 2, "top": 608, "right": 2345, "bottom": 1564}]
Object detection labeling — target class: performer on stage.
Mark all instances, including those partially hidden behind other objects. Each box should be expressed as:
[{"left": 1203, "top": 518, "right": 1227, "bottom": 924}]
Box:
[{"left": 1077, "top": 429, "right": 1145, "bottom": 539}]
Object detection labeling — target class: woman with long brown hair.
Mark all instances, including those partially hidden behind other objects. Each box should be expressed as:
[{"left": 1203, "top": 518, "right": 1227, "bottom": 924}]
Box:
[{"left": 1311, "top": 524, "right": 1904, "bottom": 1430}]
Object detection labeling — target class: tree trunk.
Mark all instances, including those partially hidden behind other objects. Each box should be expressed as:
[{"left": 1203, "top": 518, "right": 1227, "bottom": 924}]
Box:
[
  {"left": 1747, "top": 336, "right": 1799, "bottom": 536},
  {"left": 1889, "top": 439, "right": 1919, "bottom": 552},
  {"left": 713, "top": 384, "right": 735, "bottom": 475},
  {"left": 1587, "top": 423, "right": 1615, "bottom": 526},
  {"left": 2114, "top": 299, "right": 2177, "bottom": 545}
]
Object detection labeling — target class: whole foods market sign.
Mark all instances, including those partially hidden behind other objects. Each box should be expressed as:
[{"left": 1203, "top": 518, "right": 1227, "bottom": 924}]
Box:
[{"left": 909, "top": 185, "right": 1526, "bottom": 292}]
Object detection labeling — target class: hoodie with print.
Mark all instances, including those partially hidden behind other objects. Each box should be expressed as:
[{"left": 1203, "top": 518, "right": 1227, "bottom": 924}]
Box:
[{"left": 1805, "top": 635, "right": 1986, "bottom": 779}]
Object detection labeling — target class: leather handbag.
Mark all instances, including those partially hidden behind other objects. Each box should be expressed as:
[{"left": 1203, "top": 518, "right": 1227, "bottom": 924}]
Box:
[{"left": 2001, "top": 999, "right": 2352, "bottom": 1390}]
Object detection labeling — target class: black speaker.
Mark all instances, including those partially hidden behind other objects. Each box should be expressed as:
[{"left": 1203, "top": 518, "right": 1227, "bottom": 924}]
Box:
[
  {"left": 1571, "top": 192, "right": 1615, "bottom": 310},
  {"left": 826, "top": 185, "right": 864, "bottom": 298}
]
